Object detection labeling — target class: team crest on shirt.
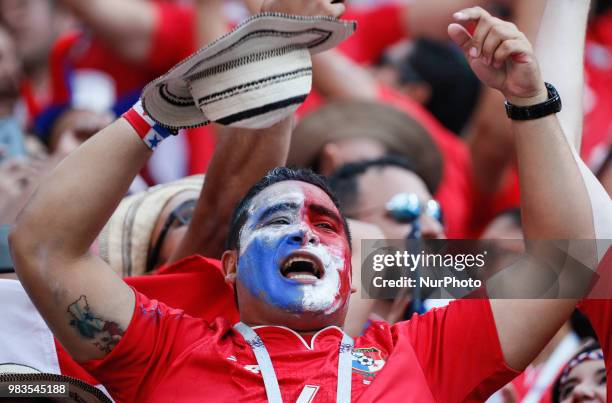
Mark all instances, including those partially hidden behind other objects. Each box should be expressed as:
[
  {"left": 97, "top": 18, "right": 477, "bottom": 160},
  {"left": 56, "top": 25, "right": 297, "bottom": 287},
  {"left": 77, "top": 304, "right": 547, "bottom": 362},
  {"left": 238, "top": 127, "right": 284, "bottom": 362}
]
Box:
[{"left": 351, "top": 347, "right": 386, "bottom": 377}]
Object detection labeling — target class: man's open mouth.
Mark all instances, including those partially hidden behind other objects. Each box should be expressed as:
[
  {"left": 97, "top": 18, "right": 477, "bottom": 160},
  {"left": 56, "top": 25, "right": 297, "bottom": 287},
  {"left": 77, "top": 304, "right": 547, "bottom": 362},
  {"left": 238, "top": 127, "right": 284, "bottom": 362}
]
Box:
[{"left": 280, "top": 252, "right": 324, "bottom": 283}]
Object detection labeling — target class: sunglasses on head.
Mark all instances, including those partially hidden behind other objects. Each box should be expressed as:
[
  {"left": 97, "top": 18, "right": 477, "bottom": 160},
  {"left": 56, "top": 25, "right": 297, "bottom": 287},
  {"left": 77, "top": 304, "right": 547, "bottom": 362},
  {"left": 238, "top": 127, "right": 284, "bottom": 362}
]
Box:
[{"left": 146, "top": 198, "right": 197, "bottom": 272}]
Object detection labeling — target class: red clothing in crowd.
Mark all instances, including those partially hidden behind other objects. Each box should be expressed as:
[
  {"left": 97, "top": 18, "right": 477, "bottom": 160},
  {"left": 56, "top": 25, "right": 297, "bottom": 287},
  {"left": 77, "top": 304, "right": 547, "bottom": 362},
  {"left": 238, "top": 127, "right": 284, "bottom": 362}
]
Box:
[
  {"left": 307, "top": 3, "right": 519, "bottom": 236},
  {"left": 583, "top": 9, "right": 612, "bottom": 169},
  {"left": 32, "top": 1, "right": 216, "bottom": 178},
  {"left": 578, "top": 247, "right": 612, "bottom": 398},
  {"left": 78, "top": 283, "right": 518, "bottom": 402},
  {"left": 338, "top": 4, "right": 407, "bottom": 65}
]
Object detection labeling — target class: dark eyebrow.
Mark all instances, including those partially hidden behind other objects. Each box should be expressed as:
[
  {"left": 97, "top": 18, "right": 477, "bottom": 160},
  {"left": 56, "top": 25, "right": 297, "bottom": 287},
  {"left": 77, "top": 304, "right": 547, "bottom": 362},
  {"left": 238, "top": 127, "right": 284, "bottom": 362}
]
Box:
[
  {"left": 255, "top": 202, "right": 300, "bottom": 224},
  {"left": 309, "top": 204, "right": 342, "bottom": 226}
]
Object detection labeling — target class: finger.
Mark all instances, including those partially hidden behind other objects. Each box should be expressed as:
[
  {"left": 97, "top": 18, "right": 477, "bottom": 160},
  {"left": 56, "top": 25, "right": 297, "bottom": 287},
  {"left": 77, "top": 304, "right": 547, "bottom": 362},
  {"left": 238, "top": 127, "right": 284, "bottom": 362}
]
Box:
[
  {"left": 452, "top": 6, "right": 492, "bottom": 25},
  {"left": 448, "top": 23, "right": 472, "bottom": 53},
  {"left": 482, "top": 22, "right": 521, "bottom": 64},
  {"left": 492, "top": 38, "right": 530, "bottom": 68},
  {"left": 453, "top": 6, "right": 491, "bottom": 21},
  {"left": 324, "top": 2, "right": 345, "bottom": 18},
  {"left": 469, "top": 15, "right": 498, "bottom": 58}
]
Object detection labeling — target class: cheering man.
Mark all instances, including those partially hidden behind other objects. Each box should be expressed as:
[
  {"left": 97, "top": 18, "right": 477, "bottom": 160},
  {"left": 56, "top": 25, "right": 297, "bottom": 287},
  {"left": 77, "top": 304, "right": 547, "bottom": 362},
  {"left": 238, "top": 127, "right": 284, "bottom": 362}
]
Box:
[{"left": 9, "top": 2, "right": 610, "bottom": 402}]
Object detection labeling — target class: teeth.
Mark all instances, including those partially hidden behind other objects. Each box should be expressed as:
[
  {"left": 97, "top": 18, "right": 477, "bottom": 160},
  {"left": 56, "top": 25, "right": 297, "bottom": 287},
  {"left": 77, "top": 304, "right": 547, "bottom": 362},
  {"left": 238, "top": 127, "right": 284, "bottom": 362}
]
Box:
[
  {"left": 284, "top": 257, "right": 315, "bottom": 267},
  {"left": 287, "top": 273, "right": 318, "bottom": 281}
]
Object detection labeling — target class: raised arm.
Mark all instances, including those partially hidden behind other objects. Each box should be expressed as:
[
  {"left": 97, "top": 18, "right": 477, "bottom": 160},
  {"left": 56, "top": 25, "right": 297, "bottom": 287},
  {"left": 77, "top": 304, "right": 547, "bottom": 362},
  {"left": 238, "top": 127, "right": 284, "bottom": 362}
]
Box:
[
  {"left": 534, "top": 0, "right": 589, "bottom": 150},
  {"left": 9, "top": 118, "right": 149, "bottom": 362},
  {"left": 466, "top": 0, "right": 547, "bottom": 194},
  {"left": 448, "top": 5, "right": 609, "bottom": 370},
  {"left": 59, "top": 0, "right": 157, "bottom": 63},
  {"left": 534, "top": 0, "right": 611, "bottom": 250},
  {"left": 168, "top": 119, "right": 292, "bottom": 262}
]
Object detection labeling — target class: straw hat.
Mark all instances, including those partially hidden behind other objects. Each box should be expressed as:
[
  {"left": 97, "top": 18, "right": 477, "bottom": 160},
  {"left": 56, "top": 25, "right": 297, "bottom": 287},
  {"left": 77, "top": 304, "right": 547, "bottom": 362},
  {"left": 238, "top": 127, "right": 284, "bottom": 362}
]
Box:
[
  {"left": 98, "top": 175, "right": 204, "bottom": 277},
  {"left": 288, "top": 100, "right": 443, "bottom": 192},
  {"left": 142, "top": 13, "right": 355, "bottom": 130}
]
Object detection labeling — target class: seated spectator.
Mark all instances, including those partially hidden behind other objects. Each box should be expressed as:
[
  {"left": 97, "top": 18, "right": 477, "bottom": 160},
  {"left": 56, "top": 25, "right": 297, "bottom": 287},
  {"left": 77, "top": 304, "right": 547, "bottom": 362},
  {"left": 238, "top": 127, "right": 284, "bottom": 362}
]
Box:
[{"left": 97, "top": 175, "right": 204, "bottom": 277}]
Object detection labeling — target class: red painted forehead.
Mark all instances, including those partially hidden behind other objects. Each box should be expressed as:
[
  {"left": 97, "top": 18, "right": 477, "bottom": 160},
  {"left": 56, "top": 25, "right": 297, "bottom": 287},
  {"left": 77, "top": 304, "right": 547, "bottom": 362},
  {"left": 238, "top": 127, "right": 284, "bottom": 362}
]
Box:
[{"left": 298, "top": 182, "right": 338, "bottom": 209}]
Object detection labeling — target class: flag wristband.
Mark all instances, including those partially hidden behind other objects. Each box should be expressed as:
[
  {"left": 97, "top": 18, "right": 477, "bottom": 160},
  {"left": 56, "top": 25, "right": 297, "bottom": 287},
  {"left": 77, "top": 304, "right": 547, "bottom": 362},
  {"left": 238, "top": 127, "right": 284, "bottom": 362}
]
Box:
[{"left": 122, "top": 100, "right": 177, "bottom": 150}]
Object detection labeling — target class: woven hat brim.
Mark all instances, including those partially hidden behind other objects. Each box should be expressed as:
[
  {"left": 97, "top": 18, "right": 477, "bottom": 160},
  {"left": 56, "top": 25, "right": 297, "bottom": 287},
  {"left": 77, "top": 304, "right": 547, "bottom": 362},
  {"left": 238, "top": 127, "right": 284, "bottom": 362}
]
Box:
[
  {"left": 288, "top": 101, "right": 444, "bottom": 193},
  {"left": 142, "top": 13, "right": 356, "bottom": 130}
]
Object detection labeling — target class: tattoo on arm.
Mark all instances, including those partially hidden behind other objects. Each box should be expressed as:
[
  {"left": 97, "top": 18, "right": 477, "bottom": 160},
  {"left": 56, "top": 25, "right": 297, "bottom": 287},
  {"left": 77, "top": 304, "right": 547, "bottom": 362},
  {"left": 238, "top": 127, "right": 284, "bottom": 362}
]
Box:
[{"left": 67, "top": 295, "right": 125, "bottom": 354}]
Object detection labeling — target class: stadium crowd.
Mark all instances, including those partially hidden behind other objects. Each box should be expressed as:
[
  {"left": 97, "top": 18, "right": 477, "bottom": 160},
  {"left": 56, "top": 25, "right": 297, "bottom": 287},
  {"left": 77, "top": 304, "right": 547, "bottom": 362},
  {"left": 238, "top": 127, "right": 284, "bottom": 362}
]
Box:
[{"left": 0, "top": 0, "right": 611, "bottom": 401}]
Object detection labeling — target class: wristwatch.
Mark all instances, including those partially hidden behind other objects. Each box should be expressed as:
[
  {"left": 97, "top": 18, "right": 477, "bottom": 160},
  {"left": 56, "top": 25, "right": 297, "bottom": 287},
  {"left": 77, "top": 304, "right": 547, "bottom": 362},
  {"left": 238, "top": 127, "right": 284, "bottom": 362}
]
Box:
[{"left": 504, "top": 82, "right": 562, "bottom": 120}]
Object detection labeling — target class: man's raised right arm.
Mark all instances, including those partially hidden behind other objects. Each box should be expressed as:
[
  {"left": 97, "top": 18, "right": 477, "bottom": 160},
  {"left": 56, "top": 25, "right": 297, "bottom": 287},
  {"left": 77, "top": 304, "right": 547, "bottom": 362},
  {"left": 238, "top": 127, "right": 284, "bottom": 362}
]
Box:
[{"left": 9, "top": 118, "right": 151, "bottom": 362}]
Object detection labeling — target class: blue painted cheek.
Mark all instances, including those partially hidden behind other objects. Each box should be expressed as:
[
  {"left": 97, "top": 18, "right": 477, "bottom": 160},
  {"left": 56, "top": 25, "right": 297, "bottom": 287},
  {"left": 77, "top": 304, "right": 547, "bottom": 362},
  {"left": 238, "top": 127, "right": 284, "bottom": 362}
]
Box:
[{"left": 237, "top": 235, "right": 305, "bottom": 311}]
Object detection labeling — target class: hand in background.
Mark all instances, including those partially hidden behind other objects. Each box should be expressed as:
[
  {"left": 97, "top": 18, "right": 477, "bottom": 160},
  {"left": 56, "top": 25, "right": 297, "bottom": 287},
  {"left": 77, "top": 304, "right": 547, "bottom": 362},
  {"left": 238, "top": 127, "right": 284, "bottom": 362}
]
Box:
[
  {"left": 448, "top": 7, "right": 546, "bottom": 105},
  {"left": 260, "top": 0, "right": 345, "bottom": 18}
]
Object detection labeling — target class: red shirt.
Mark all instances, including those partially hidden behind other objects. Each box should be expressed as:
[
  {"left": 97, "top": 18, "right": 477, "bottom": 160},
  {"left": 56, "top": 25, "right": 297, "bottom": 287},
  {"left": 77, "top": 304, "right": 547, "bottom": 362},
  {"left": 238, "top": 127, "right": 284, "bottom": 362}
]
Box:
[
  {"left": 34, "top": 2, "right": 216, "bottom": 178},
  {"left": 338, "top": 4, "right": 407, "bottom": 65},
  {"left": 82, "top": 292, "right": 517, "bottom": 402},
  {"left": 583, "top": 10, "right": 612, "bottom": 169},
  {"left": 56, "top": 255, "right": 238, "bottom": 386}
]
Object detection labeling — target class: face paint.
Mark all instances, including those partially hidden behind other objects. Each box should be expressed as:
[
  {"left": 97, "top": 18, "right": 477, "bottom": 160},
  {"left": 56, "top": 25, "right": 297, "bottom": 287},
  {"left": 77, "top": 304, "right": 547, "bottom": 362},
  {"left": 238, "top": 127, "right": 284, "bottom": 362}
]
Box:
[{"left": 236, "top": 181, "right": 351, "bottom": 315}]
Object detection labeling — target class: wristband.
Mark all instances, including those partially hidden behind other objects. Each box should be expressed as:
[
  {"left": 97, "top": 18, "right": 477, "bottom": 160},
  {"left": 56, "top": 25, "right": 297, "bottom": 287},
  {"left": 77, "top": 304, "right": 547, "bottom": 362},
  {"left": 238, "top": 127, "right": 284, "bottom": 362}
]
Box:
[{"left": 122, "top": 100, "right": 177, "bottom": 150}]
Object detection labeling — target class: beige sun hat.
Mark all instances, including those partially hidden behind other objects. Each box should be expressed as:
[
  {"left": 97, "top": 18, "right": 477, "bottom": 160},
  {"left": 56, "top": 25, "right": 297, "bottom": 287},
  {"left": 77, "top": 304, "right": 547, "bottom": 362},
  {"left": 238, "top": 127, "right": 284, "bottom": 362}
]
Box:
[
  {"left": 288, "top": 100, "right": 443, "bottom": 192},
  {"left": 97, "top": 175, "right": 205, "bottom": 277}
]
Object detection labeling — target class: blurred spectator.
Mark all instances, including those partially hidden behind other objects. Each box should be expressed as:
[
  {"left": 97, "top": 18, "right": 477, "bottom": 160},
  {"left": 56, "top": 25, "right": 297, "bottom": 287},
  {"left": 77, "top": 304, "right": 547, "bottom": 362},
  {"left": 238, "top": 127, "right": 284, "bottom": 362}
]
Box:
[
  {"left": 0, "top": 23, "right": 56, "bottom": 224},
  {"left": 375, "top": 38, "right": 481, "bottom": 134},
  {"left": 0, "top": 0, "right": 73, "bottom": 127},
  {"left": 330, "top": 156, "right": 444, "bottom": 240},
  {"left": 329, "top": 155, "right": 445, "bottom": 330},
  {"left": 35, "top": 0, "right": 220, "bottom": 184},
  {"left": 97, "top": 176, "right": 203, "bottom": 277},
  {"left": 551, "top": 342, "right": 606, "bottom": 403}
]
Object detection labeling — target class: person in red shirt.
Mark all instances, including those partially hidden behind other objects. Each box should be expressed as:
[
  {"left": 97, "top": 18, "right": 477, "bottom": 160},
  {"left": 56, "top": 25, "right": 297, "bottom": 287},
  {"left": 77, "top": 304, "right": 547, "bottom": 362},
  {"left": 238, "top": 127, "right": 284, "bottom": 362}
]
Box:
[
  {"left": 37, "top": 0, "right": 220, "bottom": 183},
  {"left": 9, "top": 4, "right": 609, "bottom": 403}
]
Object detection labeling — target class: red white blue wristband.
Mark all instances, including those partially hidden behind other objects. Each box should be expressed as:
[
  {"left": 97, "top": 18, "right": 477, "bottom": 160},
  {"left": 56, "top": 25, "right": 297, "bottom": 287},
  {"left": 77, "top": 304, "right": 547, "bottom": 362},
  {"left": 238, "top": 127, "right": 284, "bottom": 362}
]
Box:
[{"left": 122, "top": 100, "right": 176, "bottom": 150}]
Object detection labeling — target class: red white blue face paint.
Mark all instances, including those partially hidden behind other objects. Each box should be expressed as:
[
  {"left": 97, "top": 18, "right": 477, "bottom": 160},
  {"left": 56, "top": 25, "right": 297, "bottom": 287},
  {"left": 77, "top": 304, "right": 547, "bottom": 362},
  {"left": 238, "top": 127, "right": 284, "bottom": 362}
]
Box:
[{"left": 236, "top": 181, "right": 351, "bottom": 314}]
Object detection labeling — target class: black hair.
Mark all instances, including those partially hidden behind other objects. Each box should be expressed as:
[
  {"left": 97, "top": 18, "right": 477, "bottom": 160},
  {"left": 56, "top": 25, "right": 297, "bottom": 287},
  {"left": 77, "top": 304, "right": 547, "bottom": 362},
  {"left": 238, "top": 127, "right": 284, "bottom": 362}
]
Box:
[
  {"left": 226, "top": 167, "right": 352, "bottom": 251},
  {"left": 551, "top": 340, "right": 603, "bottom": 403},
  {"left": 328, "top": 155, "right": 416, "bottom": 214},
  {"left": 379, "top": 38, "right": 481, "bottom": 134},
  {"left": 595, "top": 0, "right": 612, "bottom": 14}
]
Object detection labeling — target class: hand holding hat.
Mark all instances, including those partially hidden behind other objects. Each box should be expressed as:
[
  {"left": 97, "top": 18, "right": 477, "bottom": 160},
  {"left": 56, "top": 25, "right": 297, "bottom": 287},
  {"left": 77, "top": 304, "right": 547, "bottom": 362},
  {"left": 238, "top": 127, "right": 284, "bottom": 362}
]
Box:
[
  {"left": 134, "top": 3, "right": 355, "bottom": 137},
  {"left": 260, "top": 0, "right": 345, "bottom": 18}
]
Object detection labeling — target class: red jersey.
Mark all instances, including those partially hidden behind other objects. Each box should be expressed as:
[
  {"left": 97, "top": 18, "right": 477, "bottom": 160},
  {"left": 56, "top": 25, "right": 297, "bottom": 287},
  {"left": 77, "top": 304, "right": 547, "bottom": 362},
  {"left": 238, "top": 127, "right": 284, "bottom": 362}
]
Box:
[
  {"left": 338, "top": 4, "right": 407, "bottom": 65},
  {"left": 81, "top": 292, "right": 518, "bottom": 402},
  {"left": 33, "top": 2, "right": 216, "bottom": 179}
]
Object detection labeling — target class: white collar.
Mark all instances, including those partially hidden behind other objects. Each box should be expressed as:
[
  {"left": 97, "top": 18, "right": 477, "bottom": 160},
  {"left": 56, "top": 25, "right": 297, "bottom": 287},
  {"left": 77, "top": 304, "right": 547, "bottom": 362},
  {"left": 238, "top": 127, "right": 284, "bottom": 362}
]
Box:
[{"left": 250, "top": 324, "right": 345, "bottom": 350}]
